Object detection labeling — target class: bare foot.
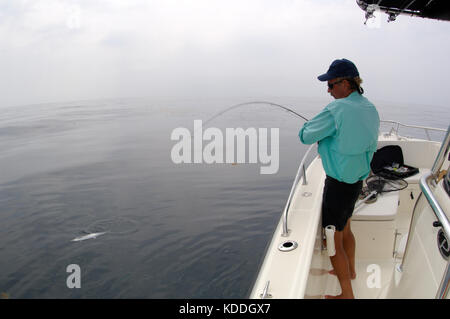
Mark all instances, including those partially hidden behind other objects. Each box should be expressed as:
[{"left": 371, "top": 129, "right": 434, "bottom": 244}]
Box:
[{"left": 328, "top": 269, "right": 356, "bottom": 280}]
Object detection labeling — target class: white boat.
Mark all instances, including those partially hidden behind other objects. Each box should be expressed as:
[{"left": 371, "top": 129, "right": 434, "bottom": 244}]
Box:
[
  {"left": 250, "top": 0, "right": 450, "bottom": 301},
  {"left": 250, "top": 121, "right": 450, "bottom": 299}
]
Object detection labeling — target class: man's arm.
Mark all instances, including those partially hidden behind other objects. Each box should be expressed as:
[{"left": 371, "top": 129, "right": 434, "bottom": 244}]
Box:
[{"left": 299, "top": 109, "right": 336, "bottom": 145}]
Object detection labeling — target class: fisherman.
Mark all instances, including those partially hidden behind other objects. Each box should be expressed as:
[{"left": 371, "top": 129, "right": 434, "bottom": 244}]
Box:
[{"left": 299, "top": 58, "right": 380, "bottom": 299}]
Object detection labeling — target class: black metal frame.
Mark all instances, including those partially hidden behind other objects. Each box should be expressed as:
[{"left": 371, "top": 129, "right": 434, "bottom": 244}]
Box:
[{"left": 357, "top": 0, "right": 450, "bottom": 21}]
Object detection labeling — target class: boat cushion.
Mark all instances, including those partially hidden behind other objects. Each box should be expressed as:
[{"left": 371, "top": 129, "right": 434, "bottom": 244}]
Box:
[{"left": 352, "top": 191, "right": 399, "bottom": 221}]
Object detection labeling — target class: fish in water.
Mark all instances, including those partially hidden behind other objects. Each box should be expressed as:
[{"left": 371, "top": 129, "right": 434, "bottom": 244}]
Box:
[{"left": 71, "top": 232, "right": 107, "bottom": 242}]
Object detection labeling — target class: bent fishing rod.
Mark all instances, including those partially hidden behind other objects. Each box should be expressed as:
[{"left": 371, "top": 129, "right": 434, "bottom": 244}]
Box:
[{"left": 202, "top": 101, "right": 309, "bottom": 127}]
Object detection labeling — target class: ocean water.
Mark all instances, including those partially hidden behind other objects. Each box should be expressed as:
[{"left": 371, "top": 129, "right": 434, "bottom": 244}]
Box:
[{"left": 0, "top": 96, "right": 447, "bottom": 299}]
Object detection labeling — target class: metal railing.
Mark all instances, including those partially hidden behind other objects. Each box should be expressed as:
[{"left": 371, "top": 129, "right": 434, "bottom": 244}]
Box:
[
  {"left": 259, "top": 281, "right": 272, "bottom": 299},
  {"left": 419, "top": 125, "right": 450, "bottom": 299},
  {"left": 281, "top": 121, "right": 445, "bottom": 238},
  {"left": 280, "top": 121, "right": 444, "bottom": 237},
  {"left": 282, "top": 144, "right": 316, "bottom": 237},
  {"left": 420, "top": 171, "right": 450, "bottom": 299},
  {"left": 380, "top": 120, "right": 446, "bottom": 141}
]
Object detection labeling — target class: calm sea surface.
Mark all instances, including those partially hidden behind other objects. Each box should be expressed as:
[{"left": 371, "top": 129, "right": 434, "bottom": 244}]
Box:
[{"left": 0, "top": 96, "right": 448, "bottom": 298}]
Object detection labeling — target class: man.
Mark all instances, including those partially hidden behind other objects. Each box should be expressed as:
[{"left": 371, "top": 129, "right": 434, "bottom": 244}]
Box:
[{"left": 299, "top": 58, "right": 380, "bottom": 299}]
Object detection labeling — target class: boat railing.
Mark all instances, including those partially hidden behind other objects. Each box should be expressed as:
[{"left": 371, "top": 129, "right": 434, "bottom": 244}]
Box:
[
  {"left": 380, "top": 120, "right": 446, "bottom": 141},
  {"left": 421, "top": 172, "right": 450, "bottom": 299},
  {"left": 419, "top": 125, "right": 450, "bottom": 299},
  {"left": 282, "top": 144, "right": 317, "bottom": 237},
  {"left": 282, "top": 122, "right": 446, "bottom": 237}
]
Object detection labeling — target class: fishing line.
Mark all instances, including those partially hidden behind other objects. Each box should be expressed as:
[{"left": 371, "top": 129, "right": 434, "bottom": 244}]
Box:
[
  {"left": 202, "top": 101, "right": 309, "bottom": 127},
  {"left": 355, "top": 175, "right": 408, "bottom": 209}
]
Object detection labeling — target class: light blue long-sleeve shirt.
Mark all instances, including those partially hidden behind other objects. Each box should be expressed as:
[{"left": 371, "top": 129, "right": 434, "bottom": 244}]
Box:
[{"left": 299, "top": 91, "right": 380, "bottom": 184}]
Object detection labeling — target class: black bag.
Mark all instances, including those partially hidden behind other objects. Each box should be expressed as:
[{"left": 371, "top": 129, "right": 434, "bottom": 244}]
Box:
[{"left": 370, "top": 145, "right": 419, "bottom": 180}]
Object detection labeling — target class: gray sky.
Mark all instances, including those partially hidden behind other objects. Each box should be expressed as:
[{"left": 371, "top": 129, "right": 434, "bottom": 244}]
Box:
[{"left": 1, "top": 0, "right": 449, "bottom": 107}]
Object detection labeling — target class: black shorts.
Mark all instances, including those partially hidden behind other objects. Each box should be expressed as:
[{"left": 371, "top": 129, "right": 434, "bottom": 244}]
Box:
[{"left": 321, "top": 175, "right": 363, "bottom": 231}]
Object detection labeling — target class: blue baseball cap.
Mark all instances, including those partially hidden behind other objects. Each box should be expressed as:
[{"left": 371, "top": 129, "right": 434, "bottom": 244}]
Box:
[{"left": 317, "top": 58, "right": 359, "bottom": 81}]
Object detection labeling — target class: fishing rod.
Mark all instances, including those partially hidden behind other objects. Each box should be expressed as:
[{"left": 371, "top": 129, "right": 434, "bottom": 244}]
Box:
[{"left": 202, "top": 101, "right": 309, "bottom": 127}]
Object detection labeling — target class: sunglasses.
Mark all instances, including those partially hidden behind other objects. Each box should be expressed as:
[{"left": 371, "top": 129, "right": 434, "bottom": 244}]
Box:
[{"left": 327, "top": 79, "right": 344, "bottom": 90}]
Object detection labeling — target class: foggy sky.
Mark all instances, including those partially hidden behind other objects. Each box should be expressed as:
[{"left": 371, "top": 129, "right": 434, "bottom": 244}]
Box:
[{"left": 1, "top": 0, "right": 449, "bottom": 108}]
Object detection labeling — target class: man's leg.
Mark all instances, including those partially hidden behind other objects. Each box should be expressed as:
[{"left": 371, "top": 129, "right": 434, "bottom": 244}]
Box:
[
  {"left": 329, "top": 219, "right": 356, "bottom": 279},
  {"left": 342, "top": 219, "right": 356, "bottom": 279},
  {"left": 325, "top": 225, "right": 355, "bottom": 299}
]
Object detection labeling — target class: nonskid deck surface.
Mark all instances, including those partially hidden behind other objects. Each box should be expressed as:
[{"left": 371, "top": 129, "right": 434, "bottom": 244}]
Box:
[{"left": 305, "top": 250, "right": 397, "bottom": 299}]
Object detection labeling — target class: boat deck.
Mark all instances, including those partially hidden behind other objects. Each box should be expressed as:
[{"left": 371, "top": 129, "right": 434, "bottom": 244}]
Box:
[{"left": 305, "top": 248, "right": 399, "bottom": 299}]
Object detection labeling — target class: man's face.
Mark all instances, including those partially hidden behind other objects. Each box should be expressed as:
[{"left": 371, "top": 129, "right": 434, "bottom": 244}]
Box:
[{"left": 327, "top": 78, "right": 350, "bottom": 99}]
